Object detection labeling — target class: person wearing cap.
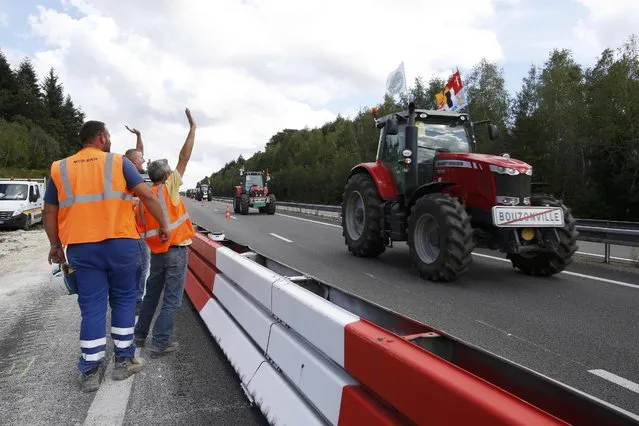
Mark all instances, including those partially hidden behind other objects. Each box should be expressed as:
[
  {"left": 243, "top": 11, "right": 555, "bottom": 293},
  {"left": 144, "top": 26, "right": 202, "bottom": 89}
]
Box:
[
  {"left": 123, "top": 125, "right": 151, "bottom": 313},
  {"left": 43, "top": 120, "right": 170, "bottom": 392},
  {"left": 134, "top": 108, "right": 196, "bottom": 358}
]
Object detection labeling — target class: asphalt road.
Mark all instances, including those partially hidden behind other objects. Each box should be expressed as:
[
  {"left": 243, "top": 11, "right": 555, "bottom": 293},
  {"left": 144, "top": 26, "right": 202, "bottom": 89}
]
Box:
[
  {"left": 187, "top": 198, "right": 639, "bottom": 419},
  {"left": 0, "top": 236, "right": 267, "bottom": 426}
]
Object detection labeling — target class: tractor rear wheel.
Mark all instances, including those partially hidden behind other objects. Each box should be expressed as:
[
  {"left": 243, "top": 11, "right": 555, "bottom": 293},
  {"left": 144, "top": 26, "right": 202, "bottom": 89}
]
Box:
[
  {"left": 266, "top": 194, "right": 276, "bottom": 215},
  {"left": 240, "top": 194, "right": 250, "bottom": 215},
  {"left": 507, "top": 194, "right": 578, "bottom": 276},
  {"left": 407, "top": 193, "right": 474, "bottom": 282},
  {"left": 341, "top": 173, "right": 385, "bottom": 257}
]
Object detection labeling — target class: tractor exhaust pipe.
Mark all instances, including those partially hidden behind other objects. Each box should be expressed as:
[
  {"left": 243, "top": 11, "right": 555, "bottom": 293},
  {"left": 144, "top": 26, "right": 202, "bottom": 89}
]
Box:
[{"left": 405, "top": 102, "right": 418, "bottom": 194}]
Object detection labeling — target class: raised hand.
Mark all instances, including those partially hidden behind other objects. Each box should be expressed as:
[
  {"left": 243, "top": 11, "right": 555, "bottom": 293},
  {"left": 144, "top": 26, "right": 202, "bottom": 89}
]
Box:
[
  {"left": 185, "top": 108, "right": 196, "bottom": 129},
  {"left": 125, "top": 124, "right": 141, "bottom": 135}
]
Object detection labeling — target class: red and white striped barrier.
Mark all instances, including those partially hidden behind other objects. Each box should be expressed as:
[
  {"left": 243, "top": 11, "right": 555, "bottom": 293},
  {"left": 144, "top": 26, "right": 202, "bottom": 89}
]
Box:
[
  {"left": 186, "top": 232, "right": 572, "bottom": 426},
  {"left": 185, "top": 226, "right": 639, "bottom": 426}
]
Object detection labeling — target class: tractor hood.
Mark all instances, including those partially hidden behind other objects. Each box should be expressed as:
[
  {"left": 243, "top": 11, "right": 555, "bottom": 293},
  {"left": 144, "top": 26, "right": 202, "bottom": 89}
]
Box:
[{"left": 436, "top": 153, "right": 532, "bottom": 174}]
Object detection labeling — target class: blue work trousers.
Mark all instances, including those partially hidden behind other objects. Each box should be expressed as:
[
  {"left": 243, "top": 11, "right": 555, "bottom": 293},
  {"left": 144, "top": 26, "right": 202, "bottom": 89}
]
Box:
[
  {"left": 136, "top": 239, "right": 150, "bottom": 306},
  {"left": 134, "top": 246, "right": 188, "bottom": 352},
  {"left": 67, "top": 238, "right": 138, "bottom": 373}
]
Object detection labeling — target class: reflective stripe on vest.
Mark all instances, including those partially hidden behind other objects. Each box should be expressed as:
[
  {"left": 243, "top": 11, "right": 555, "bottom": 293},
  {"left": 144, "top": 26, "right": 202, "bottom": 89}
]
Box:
[
  {"left": 138, "top": 184, "right": 191, "bottom": 238},
  {"left": 57, "top": 152, "right": 133, "bottom": 208}
]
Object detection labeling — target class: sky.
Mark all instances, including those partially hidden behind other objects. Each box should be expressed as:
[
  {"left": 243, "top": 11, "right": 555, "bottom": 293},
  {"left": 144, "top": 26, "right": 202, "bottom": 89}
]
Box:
[{"left": 0, "top": 0, "right": 637, "bottom": 189}]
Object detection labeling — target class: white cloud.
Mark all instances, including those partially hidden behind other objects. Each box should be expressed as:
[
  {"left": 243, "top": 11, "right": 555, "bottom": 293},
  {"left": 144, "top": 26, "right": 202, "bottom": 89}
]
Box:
[
  {"left": 0, "top": 12, "right": 7, "bottom": 27},
  {"left": 25, "top": 0, "right": 504, "bottom": 188},
  {"left": 574, "top": 0, "right": 639, "bottom": 55}
]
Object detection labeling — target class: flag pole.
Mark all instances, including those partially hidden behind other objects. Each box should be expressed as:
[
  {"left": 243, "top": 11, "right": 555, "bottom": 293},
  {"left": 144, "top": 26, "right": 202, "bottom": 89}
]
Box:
[{"left": 456, "top": 66, "right": 477, "bottom": 146}]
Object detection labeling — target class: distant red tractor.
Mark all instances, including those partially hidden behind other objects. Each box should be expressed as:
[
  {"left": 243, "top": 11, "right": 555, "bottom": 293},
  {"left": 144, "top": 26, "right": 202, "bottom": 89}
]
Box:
[
  {"left": 234, "top": 168, "right": 276, "bottom": 215},
  {"left": 341, "top": 102, "right": 578, "bottom": 282}
]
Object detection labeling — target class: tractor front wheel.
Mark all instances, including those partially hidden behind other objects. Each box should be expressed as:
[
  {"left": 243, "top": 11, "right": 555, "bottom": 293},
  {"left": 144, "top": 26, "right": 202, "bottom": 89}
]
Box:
[
  {"left": 240, "top": 194, "right": 250, "bottom": 215},
  {"left": 266, "top": 194, "right": 276, "bottom": 215},
  {"left": 341, "top": 173, "right": 385, "bottom": 257},
  {"left": 407, "top": 193, "right": 474, "bottom": 282},
  {"left": 234, "top": 197, "right": 241, "bottom": 214},
  {"left": 507, "top": 194, "right": 578, "bottom": 276}
]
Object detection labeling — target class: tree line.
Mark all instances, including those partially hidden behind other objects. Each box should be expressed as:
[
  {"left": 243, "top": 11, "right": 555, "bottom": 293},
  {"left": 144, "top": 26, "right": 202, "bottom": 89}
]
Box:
[
  {"left": 0, "top": 50, "right": 85, "bottom": 174},
  {"left": 202, "top": 35, "right": 639, "bottom": 221}
]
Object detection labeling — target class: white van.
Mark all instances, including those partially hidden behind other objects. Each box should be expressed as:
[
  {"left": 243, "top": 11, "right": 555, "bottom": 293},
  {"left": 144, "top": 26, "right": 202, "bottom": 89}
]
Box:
[{"left": 0, "top": 177, "right": 45, "bottom": 230}]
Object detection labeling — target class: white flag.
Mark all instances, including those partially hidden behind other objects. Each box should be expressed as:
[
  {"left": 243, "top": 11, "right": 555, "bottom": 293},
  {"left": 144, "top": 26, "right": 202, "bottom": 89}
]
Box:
[{"left": 385, "top": 62, "right": 407, "bottom": 97}]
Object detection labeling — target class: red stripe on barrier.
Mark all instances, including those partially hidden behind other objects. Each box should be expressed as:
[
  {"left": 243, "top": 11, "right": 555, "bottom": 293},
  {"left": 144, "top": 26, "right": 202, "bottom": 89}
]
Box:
[
  {"left": 344, "top": 320, "right": 567, "bottom": 426},
  {"left": 185, "top": 269, "right": 212, "bottom": 312},
  {"left": 188, "top": 247, "right": 218, "bottom": 293},
  {"left": 338, "top": 385, "right": 410, "bottom": 426},
  {"left": 191, "top": 233, "right": 222, "bottom": 267}
]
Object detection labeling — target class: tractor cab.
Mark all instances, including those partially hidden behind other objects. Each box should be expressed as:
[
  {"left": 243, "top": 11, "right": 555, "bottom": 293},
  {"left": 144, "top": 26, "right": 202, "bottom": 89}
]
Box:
[
  {"left": 373, "top": 104, "right": 498, "bottom": 197},
  {"left": 241, "top": 172, "right": 265, "bottom": 194}
]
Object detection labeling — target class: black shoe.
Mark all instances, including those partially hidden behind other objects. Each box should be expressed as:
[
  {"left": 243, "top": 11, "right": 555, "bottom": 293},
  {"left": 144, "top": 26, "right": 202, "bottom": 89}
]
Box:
[{"left": 79, "top": 362, "right": 106, "bottom": 393}]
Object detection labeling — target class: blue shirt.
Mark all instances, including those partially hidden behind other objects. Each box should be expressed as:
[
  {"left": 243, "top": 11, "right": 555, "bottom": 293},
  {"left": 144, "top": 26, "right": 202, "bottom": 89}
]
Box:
[{"left": 44, "top": 156, "right": 144, "bottom": 205}]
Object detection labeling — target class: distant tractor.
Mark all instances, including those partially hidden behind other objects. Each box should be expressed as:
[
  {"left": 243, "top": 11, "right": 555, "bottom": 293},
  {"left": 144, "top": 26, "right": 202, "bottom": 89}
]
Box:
[
  {"left": 234, "top": 168, "right": 276, "bottom": 215},
  {"left": 196, "top": 184, "right": 212, "bottom": 202},
  {"left": 341, "top": 102, "right": 578, "bottom": 282}
]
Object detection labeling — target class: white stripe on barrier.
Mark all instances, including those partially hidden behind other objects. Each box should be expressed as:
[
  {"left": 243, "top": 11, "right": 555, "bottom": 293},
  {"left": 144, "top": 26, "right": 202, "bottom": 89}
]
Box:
[
  {"left": 267, "top": 323, "right": 357, "bottom": 426},
  {"left": 271, "top": 278, "right": 359, "bottom": 368},
  {"left": 248, "top": 361, "right": 327, "bottom": 426},
  {"left": 215, "top": 246, "right": 280, "bottom": 309},
  {"left": 199, "top": 298, "right": 264, "bottom": 384},
  {"left": 213, "top": 274, "right": 276, "bottom": 352},
  {"left": 195, "top": 290, "right": 326, "bottom": 426}
]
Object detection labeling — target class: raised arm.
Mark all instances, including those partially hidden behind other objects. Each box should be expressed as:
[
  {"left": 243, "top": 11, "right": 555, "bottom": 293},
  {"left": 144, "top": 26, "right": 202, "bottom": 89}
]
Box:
[
  {"left": 125, "top": 125, "right": 144, "bottom": 156},
  {"left": 176, "top": 108, "right": 196, "bottom": 177}
]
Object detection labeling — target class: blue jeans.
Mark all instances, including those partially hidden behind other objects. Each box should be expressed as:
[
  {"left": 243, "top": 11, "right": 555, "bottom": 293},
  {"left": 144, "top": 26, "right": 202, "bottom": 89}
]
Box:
[
  {"left": 134, "top": 246, "right": 189, "bottom": 351},
  {"left": 67, "top": 238, "right": 138, "bottom": 373},
  {"left": 135, "top": 239, "right": 150, "bottom": 306}
]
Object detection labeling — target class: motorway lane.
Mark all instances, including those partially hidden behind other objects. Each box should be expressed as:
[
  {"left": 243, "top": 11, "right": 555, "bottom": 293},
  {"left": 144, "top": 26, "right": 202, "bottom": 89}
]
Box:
[{"left": 188, "top": 199, "right": 639, "bottom": 418}]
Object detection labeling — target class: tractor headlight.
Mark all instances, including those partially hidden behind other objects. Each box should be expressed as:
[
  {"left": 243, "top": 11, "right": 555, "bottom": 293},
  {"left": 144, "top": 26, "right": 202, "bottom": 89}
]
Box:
[
  {"left": 489, "top": 165, "right": 519, "bottom": 175},
  {"left": 525, "top": 169, "right": 533, "bottom": 176}
]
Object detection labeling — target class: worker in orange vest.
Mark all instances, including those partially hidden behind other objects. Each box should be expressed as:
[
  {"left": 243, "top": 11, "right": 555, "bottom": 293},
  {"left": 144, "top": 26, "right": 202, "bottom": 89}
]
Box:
[
  {"left": 43, "top": 120, "right": 170, "bottom": 393},
  {"left": 134, "top": 108, "right": 196, "bottom": 358},
  {"left": 123, "top": 125, "right": 151, "bottom": 314}
]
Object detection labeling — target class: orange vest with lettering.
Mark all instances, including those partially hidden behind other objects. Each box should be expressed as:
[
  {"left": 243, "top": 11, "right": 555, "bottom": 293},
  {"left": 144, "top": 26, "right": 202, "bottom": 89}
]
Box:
[
  {"left": 135, "top": 183, "right": 195, "bottom": 254},
  {"left": 50, "top": 147, "right": 140, "bottom": 246}
]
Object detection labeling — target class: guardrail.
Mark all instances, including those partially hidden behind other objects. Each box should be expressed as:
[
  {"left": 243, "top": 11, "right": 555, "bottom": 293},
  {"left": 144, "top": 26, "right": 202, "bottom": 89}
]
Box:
[
  {"left": 206, "top": 197, "right": 638, "bottom": 264},
  {"left": 184, "top": 222, "right": 638, "bottom": 425}
]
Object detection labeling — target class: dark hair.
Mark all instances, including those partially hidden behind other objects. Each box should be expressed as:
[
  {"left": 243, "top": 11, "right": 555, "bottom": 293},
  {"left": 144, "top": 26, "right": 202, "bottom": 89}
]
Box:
[
  {"left": 125, "top": 148, "right": 139, "bottom": 161},
  {"left": 79, "top": 120, "right": 106, "bottom": 145}
]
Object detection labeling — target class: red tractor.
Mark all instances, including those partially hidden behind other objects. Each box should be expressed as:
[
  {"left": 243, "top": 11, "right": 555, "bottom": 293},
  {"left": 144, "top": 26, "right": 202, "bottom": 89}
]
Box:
[
  {"left": 341, "top": 102, "right": 578, "bottom": 282},
  {"left": 234, "top": 168, "right": 276, "bottom": 215}
]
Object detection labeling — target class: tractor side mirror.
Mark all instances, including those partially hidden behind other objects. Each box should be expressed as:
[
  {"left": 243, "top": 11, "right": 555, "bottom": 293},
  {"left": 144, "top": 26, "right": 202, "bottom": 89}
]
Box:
[
  {"left": 385, "top": 118, "right": 399, "bottom": 135},
  {"left": 488, "top": 124, "right": 499, "bottom": 140},
  {"left": 266, "top": 175, "right": 271, "bottom": 182}
]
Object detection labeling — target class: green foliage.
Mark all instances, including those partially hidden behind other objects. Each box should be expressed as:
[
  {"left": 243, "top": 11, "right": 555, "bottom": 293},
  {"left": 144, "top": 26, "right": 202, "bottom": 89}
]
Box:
[
  {"left": 204, "top": 34, "right": 639, "bottom": 220},
  {"left": 0, "top": 50, "right": 85, "bottom": 174}
]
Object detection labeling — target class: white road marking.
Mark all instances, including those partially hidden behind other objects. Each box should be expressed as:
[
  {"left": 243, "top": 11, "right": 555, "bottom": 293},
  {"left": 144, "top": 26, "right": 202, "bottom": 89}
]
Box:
[
  {"left": 83, "top": 347, "right": 141, "bottom": 426},
  {"left": 471, "top": 252, "right": 639, "bottom": 289},
  {"left": 230, "top": 216, "right": 237, "bottom": 220},
  {"left": 269, "top": 233, "right": 293, "bottom": 243},
  {"left": 275, "top": 212, "right": 342, "bottom": 228},
  {"left": 576, "top": 251, "right": 634, "bottom": 263},
  {"left": 588, "top": 369, "right": 639, "bottom": 394}
]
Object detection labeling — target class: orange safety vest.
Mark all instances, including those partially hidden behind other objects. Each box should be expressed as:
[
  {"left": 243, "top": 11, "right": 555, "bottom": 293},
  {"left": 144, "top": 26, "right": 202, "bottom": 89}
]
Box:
[
  {"left": 135, "top": 182, "right": 195, "bottom": 254},
  {"left": 50, "top": 147, "right": 140, "bottom": 246}
]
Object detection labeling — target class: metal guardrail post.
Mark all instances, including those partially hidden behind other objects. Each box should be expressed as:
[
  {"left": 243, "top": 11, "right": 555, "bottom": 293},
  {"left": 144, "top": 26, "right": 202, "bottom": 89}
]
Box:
[{"left": 604, "top": 244, "right": 611, "bottom": 264}]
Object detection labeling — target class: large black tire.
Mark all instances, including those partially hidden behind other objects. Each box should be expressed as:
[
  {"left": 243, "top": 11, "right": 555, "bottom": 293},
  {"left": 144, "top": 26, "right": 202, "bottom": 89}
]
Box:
[
  {"left": 240, "top": 194, "right": 250, "bottom": 215},
  {"left": 266, "top": 194, "right": 276, "bottom": 215},
  {"left": 341, "top": 173, "right": 385, "bottom": 257},
  {"left": 407, "top": 193, "right": 474, "bottom": 282},
  {"left": 507, "top": 194, "right": 578, "bottom": 276},
  {"left": 234, "top": 197, "right": 241, "bottom": 214}
]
